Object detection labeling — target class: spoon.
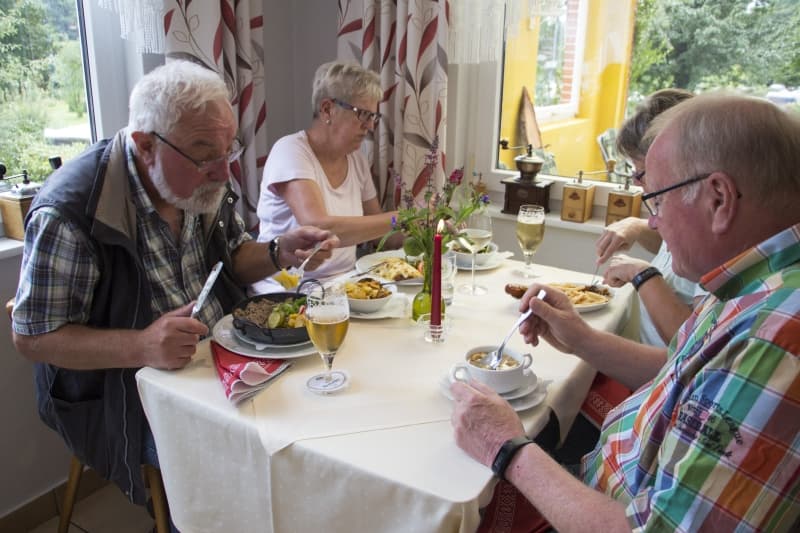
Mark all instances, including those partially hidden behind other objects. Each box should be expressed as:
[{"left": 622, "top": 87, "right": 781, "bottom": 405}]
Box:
[{"left": 484, "top": 289, "right": 546, "bottom": 370}]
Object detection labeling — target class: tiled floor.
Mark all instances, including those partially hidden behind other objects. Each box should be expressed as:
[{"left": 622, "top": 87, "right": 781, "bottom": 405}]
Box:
[{"left": 28, "top": 485, "right": 153, "bottom": 533}]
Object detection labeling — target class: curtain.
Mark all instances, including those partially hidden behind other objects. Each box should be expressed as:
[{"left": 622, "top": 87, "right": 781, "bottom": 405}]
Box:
[
  {"left": 162, "top": 1, "right": 267, "bottom": 230},
  {"left": 337, "top": 0, "right": 450, "bottom": 209}
]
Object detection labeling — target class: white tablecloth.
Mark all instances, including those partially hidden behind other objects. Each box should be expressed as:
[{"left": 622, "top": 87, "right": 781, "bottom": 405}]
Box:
[{"left": 137, "top": 260, "right": 633, "bottom": 533}]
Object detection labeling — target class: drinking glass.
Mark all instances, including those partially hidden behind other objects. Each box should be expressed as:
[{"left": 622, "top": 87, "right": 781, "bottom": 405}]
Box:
[
  {"left": 304, "top": 283, "right": 350, "bottom": 393},
  {"left": 516, "top": 204, "right": 546, "bottom": 278},
  {"left": 458, "top": 210, "right": 493, "bottom": 296}
]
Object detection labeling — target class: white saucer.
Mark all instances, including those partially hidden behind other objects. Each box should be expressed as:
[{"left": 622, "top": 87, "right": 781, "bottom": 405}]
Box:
[
  {"left": 355, "top": 250, "right": 424, "bottom": 286},
  {"left": 455, "top": 251, "right": 513, "bottom": 271},
  {"left": 439, "top": 373, "right": 548, "bottom": 412},
  {"left": 212, "top": 315, "right": 318, "bottom": 359},
  {"left": 349, "top": 293, "right": 410, "bottom": 319}
]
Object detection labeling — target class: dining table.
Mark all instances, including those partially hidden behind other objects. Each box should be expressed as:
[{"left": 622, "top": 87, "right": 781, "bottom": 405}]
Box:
[{"left": 136, "top": 257, "right": 634, "bottom": 533}]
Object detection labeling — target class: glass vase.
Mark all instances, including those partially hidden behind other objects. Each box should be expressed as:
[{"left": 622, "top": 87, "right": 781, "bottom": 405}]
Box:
[{"left": 411, "top": 254, "right": 445, "bottom": 322}]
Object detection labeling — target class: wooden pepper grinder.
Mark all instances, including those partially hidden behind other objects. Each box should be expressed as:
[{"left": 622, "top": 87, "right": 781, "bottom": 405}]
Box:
[
  {"left": 560, "top": 168, "right": 596, "bottom": 223},
  {"left": 605, "top": 164, "right": 642, "bottom": 225}
]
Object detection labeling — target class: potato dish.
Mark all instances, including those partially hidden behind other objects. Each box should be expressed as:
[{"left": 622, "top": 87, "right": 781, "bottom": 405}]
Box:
[{"left": 345, "top": 278, "right": 392, "bottom": 300}]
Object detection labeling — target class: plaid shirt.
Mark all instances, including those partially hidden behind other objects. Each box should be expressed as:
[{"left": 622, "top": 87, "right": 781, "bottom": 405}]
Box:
[
  {"left": 583, "top": 223, "right": 800, "bottom": 532},
  {"left": 14, "top": 146, "right": 250, "bottom": 336}
]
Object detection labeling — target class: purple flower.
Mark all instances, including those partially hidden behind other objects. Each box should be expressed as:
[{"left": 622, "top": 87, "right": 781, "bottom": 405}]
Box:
[{"left": 449, "top": 167, "right": 464, "bottom": 185}]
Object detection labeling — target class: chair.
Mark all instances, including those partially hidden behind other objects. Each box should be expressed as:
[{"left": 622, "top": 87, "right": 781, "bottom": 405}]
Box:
[{"left": 6, "top": 298, "right": 170, "bottom": 533}]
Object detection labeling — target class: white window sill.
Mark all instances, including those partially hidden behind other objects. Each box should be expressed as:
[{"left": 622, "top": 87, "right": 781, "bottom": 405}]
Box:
[{"left": 0, "top": 237, "right": 25, "bottom": 260}]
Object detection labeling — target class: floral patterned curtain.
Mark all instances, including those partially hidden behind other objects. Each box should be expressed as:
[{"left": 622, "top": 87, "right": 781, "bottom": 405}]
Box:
[
  {"left": 337, "top": 0, "right": 450, "bottom": 209},
  {"left": 162, "top": 0, "right": 267, "bottom": 230}
]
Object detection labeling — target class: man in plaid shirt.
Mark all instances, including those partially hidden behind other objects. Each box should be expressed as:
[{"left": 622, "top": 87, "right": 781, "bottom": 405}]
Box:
[{"left": 451, "top": 92, "right": 799, "bottom": 531}]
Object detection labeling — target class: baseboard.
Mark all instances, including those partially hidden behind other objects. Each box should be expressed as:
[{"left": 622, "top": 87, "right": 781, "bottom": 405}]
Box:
[{"left": 0, "top": 467, "right": 108, "bottom": 533}]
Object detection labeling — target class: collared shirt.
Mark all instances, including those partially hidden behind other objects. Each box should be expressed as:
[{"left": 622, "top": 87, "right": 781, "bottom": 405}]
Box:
[
  {"left": 583, "top": 223, "right": 800, "bottom": 531},
  {"left": 14, "top": 146, "right": 250, "bottom": 336}
]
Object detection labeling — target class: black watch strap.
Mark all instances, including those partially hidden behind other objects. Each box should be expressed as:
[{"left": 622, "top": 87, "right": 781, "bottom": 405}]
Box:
[
  {"left": 632, "top": 266, "right": 662, "bottom": 291},
  {"left": 491, "top": 436, "right": 534, "bottom": 481}
]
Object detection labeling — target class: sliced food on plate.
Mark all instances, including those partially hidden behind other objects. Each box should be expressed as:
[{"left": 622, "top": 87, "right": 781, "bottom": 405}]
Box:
[
  {"left": 505, "top": 282, "right": 611, "bottom": 308},
  {"left": 370, "top": 257, "right": 423, "bottom": 282}
]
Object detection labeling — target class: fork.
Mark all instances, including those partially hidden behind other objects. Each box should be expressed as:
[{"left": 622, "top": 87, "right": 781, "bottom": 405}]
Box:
[
  {"left": 293, "top": 241, "right": 324, "bottom": 278},
  {"left": 587, "top": 262, "right": 601, "bottom": 289}
]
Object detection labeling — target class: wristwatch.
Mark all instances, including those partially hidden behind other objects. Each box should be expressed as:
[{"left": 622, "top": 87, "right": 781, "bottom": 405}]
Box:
[
  {"left": 491, "top": 436, "right": 534, "bottom": 481},
  {"left": 268, "top": 237, "right": 282, "bottom": 270},
  {"left": 631, "top": 266, "right": 662, "bottom": 291}
]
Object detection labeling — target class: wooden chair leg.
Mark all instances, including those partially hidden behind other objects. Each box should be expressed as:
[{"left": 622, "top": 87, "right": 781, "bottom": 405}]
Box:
[
  {"left": 57, "top": 456, "right": 84, "bottom": 533},
  {"left": 143, "top": 464, "right": 170, "bottom": 533}
]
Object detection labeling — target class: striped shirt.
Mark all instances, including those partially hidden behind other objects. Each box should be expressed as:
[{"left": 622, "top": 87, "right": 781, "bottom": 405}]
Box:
[
  {"left": 583, "top": 223, "right": 800, "bottom": 532},
  {"left": 13, "top": 146, "right": 250, "bottom": 336}
]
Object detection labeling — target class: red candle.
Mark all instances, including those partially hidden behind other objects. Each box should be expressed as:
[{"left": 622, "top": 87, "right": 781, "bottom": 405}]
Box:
[{"left": 431, "top": 220, "right": 443, "bottom": 326}]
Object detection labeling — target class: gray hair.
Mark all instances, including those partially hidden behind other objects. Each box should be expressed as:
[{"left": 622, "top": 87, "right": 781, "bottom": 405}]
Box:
[
  {"left": 645, "top": 91, "right": 800, "bottom": 204},
  {"left": 616, "top": 88, "right": 694, "bottom": 162},
  {"left": 311, "top": 61, "right": 381, "bottom": 117},
  {"left": 128, "top": 60, "right": 231, "bottom": 142}
]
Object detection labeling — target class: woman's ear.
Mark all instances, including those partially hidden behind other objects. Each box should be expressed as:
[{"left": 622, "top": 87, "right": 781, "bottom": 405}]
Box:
[
  {"left": 709, "top": 172, "right": 739, "bottom": 234},
  {"left": 130, "top": 131, "right": 157, "bottom": 165}
]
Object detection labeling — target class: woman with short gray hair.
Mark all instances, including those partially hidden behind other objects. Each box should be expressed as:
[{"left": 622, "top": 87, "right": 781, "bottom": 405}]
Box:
[{"left": 253, "top": 61, "right": 401, "bottom": 292}]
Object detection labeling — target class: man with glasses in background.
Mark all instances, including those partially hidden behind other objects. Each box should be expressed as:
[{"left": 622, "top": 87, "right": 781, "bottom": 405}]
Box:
[
  {"left": 451, "top": 92, "right": 800, "bottom": 531},
  {"left": 11, "top": 60, "right": 338, "bottom": 515}
]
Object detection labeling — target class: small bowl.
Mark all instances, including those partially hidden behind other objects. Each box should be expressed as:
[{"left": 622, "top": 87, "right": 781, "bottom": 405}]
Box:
[
  {"left": 345, "top": 276, "right": 396, "bottom": 314},
  {"left": 231, "top": 292, "right": 309, "bottom": 345},
  {"left": 451, "top": 241, "right": 499, "bottom": 268},
  {"left": 450, "top": 345, "right": 534, "bottom": 393}
]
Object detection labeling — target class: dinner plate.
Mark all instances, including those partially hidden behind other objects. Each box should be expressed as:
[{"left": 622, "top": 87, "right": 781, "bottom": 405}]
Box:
[
  {"left": 212, "top": 315, "right": 318, "bottom": 359},
  {"left": 232, "top": 326, "right": 312, "bottom": 351},
  {"left": 439, "top": 373, "right": 548, "bottom": 412},
  {"left": 355, "top": 250, "right": 424, "bottom": 286},
  {"left": 349, "top": 293, "right": 410, "bottom": 320},
  {"left": 548, "top": 282, "right": 614, "bottom": 313}
]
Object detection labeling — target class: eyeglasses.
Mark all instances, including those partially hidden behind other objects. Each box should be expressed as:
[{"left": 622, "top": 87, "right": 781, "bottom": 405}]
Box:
[
  {"left": 631, "top": 169, "right": 646, "bottom": 183},
  {"left": 151, "top": 132, "right": 243, "bottom": 173},
  {"left": 641, "top": 173, "right": 711, "bottom": 217},
  {"left": 332, "top": 98, "right": 381, "bottom": 126}
]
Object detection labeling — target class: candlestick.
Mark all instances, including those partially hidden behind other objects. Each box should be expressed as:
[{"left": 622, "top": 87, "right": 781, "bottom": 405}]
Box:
[{"left": 431, "top": 220, "right": 443, "bottom": 327}]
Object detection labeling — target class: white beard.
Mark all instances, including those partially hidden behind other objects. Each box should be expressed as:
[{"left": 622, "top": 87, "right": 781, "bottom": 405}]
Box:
[{"left": 149, "top": 158, "right": 226, "bottom": 215}]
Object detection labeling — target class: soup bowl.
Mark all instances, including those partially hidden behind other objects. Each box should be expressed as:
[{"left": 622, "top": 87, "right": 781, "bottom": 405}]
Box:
[{"left": 450, "top": 345, "right": 534, "bottom": 393}]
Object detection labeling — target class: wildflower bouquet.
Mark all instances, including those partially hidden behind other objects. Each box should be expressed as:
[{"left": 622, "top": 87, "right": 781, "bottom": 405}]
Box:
[{"left": 378, "top": 136, "right": 490, "bottom": 262}]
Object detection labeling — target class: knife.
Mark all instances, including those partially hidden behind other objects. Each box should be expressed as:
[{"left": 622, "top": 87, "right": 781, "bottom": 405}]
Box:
[{"left": 191, "top": 261, "right": 224, "bottom": 319}]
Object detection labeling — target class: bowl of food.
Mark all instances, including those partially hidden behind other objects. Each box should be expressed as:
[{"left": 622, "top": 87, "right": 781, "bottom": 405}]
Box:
[
  {"left": 450, "top": 345, "right": 535, "bottom": 393},
  {"left": 344, "top": 276, "right": 395, "bottom": 314},
  {"left": 231, "top": 292, "right": 309, "bottom": 345},
  {"left": 450, "top": 241, "right": 499, "bottom": 268}
]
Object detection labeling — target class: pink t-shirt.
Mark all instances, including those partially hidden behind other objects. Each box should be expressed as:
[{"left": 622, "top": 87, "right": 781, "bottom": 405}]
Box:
[{"left": 252, "top": 131, "right": 377, "bottom": 293}]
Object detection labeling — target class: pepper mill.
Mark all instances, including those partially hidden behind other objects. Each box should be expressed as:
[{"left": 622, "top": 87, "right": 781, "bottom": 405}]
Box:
[{"left": 605, "top": 169, "right": 642, "bottom": 226}]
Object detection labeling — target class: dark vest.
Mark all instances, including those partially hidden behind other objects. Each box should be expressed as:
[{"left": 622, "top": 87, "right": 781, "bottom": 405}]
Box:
[{"left": 27, "top": 132, "right": 246, "bottom": 503}]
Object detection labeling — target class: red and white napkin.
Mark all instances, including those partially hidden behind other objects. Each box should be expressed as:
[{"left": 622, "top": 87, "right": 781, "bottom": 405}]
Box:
[{"left": 211, "top": 341, "right": 291, "bottom": 404}]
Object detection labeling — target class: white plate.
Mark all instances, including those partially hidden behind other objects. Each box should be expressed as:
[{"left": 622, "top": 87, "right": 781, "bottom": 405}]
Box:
[
  {"left": 355, "top": 250, "right": 424, "bottom": 286},
  {"left": 212, "top": 315, "right": 318, "bottom": 359},
  {"left": 439, "top": 374, "right": 548, "bottom": 412},
  {"left": 455, "top": 251, "right": 513, "bottom": 271},
  {"left": 232, "top": 326, "right": 312, "bottom": 351},
  {"left": 549, "top": 282, "right": 614, "bottom": 313},
  {"left": 349, "top": 293, "right": 410, "bottom": 320}
]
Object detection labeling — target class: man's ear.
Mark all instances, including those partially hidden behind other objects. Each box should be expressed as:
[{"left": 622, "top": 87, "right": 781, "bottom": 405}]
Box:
[
  {"left": 130, "top": 131, "right": 156, "bottom": 165},
  {"left": 709, "top": 172, "right": 739, "bottom": 234}
]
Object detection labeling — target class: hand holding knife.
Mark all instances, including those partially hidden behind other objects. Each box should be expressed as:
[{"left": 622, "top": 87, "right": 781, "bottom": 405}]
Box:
[{"left": 191, "top": 261, "right": 224, "bottom": 319}]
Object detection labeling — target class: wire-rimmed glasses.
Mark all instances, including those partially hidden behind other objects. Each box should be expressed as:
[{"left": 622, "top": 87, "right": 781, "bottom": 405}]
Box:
[
  {"left": 331, "top": 98, "right": 381, "bottom": 126},
  {"left": 151, "top": 132, "right": 244, "bottom": 173}
]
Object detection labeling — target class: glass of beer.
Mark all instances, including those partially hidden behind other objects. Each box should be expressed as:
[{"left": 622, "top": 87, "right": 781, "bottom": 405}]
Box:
[
  {"left": 305, "top": 283, "right": 350, "bottom": 394},
  {"left": 516, "top": 204, "right": 546, "bottom": 278}
]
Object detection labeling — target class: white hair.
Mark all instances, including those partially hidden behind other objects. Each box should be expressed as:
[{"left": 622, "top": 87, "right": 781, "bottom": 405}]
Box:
[
  {"left": 127, "top": 60, "right": 231, "bottom": 143},
  {"left": 311, "top": 61, "right": 382, "bottom": 117}
]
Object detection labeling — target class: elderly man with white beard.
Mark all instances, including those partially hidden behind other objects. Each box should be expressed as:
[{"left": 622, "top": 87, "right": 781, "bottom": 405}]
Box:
[{"left": 11, "top": 60, "right": 339, "bottom": 512}]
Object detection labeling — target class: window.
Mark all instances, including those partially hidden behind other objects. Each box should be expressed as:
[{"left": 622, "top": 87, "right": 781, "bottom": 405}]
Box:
[{"left": 0, "top": 0, "right": 92, "bottom": 185}]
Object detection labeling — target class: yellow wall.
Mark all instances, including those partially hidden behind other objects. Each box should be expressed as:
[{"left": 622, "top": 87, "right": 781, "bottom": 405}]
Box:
[{"left": 498, "top": 0, "right": 636, "bottom": 179}]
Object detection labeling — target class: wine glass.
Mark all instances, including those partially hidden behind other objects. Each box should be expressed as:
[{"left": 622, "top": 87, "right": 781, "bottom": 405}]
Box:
[
  {"left": 304, "top": 283, "right": 350, "bottom": 394},
  {"left": 516, "top": 204, "right": 546, "bottom": 278},
  {"left": 457, "top": 209, "right": 493, "bottom": 296}
]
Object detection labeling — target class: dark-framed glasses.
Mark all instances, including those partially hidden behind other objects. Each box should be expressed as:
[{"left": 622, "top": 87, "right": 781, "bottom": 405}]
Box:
[
  {"left": 641, "top": 173, "right": 711, "bottom": 217},
  {"left": 332, "top": 98, "right": 381, "bottom": 126},
  {"left": 151, "top": 132, "right": 244, "bottom": 173}
]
